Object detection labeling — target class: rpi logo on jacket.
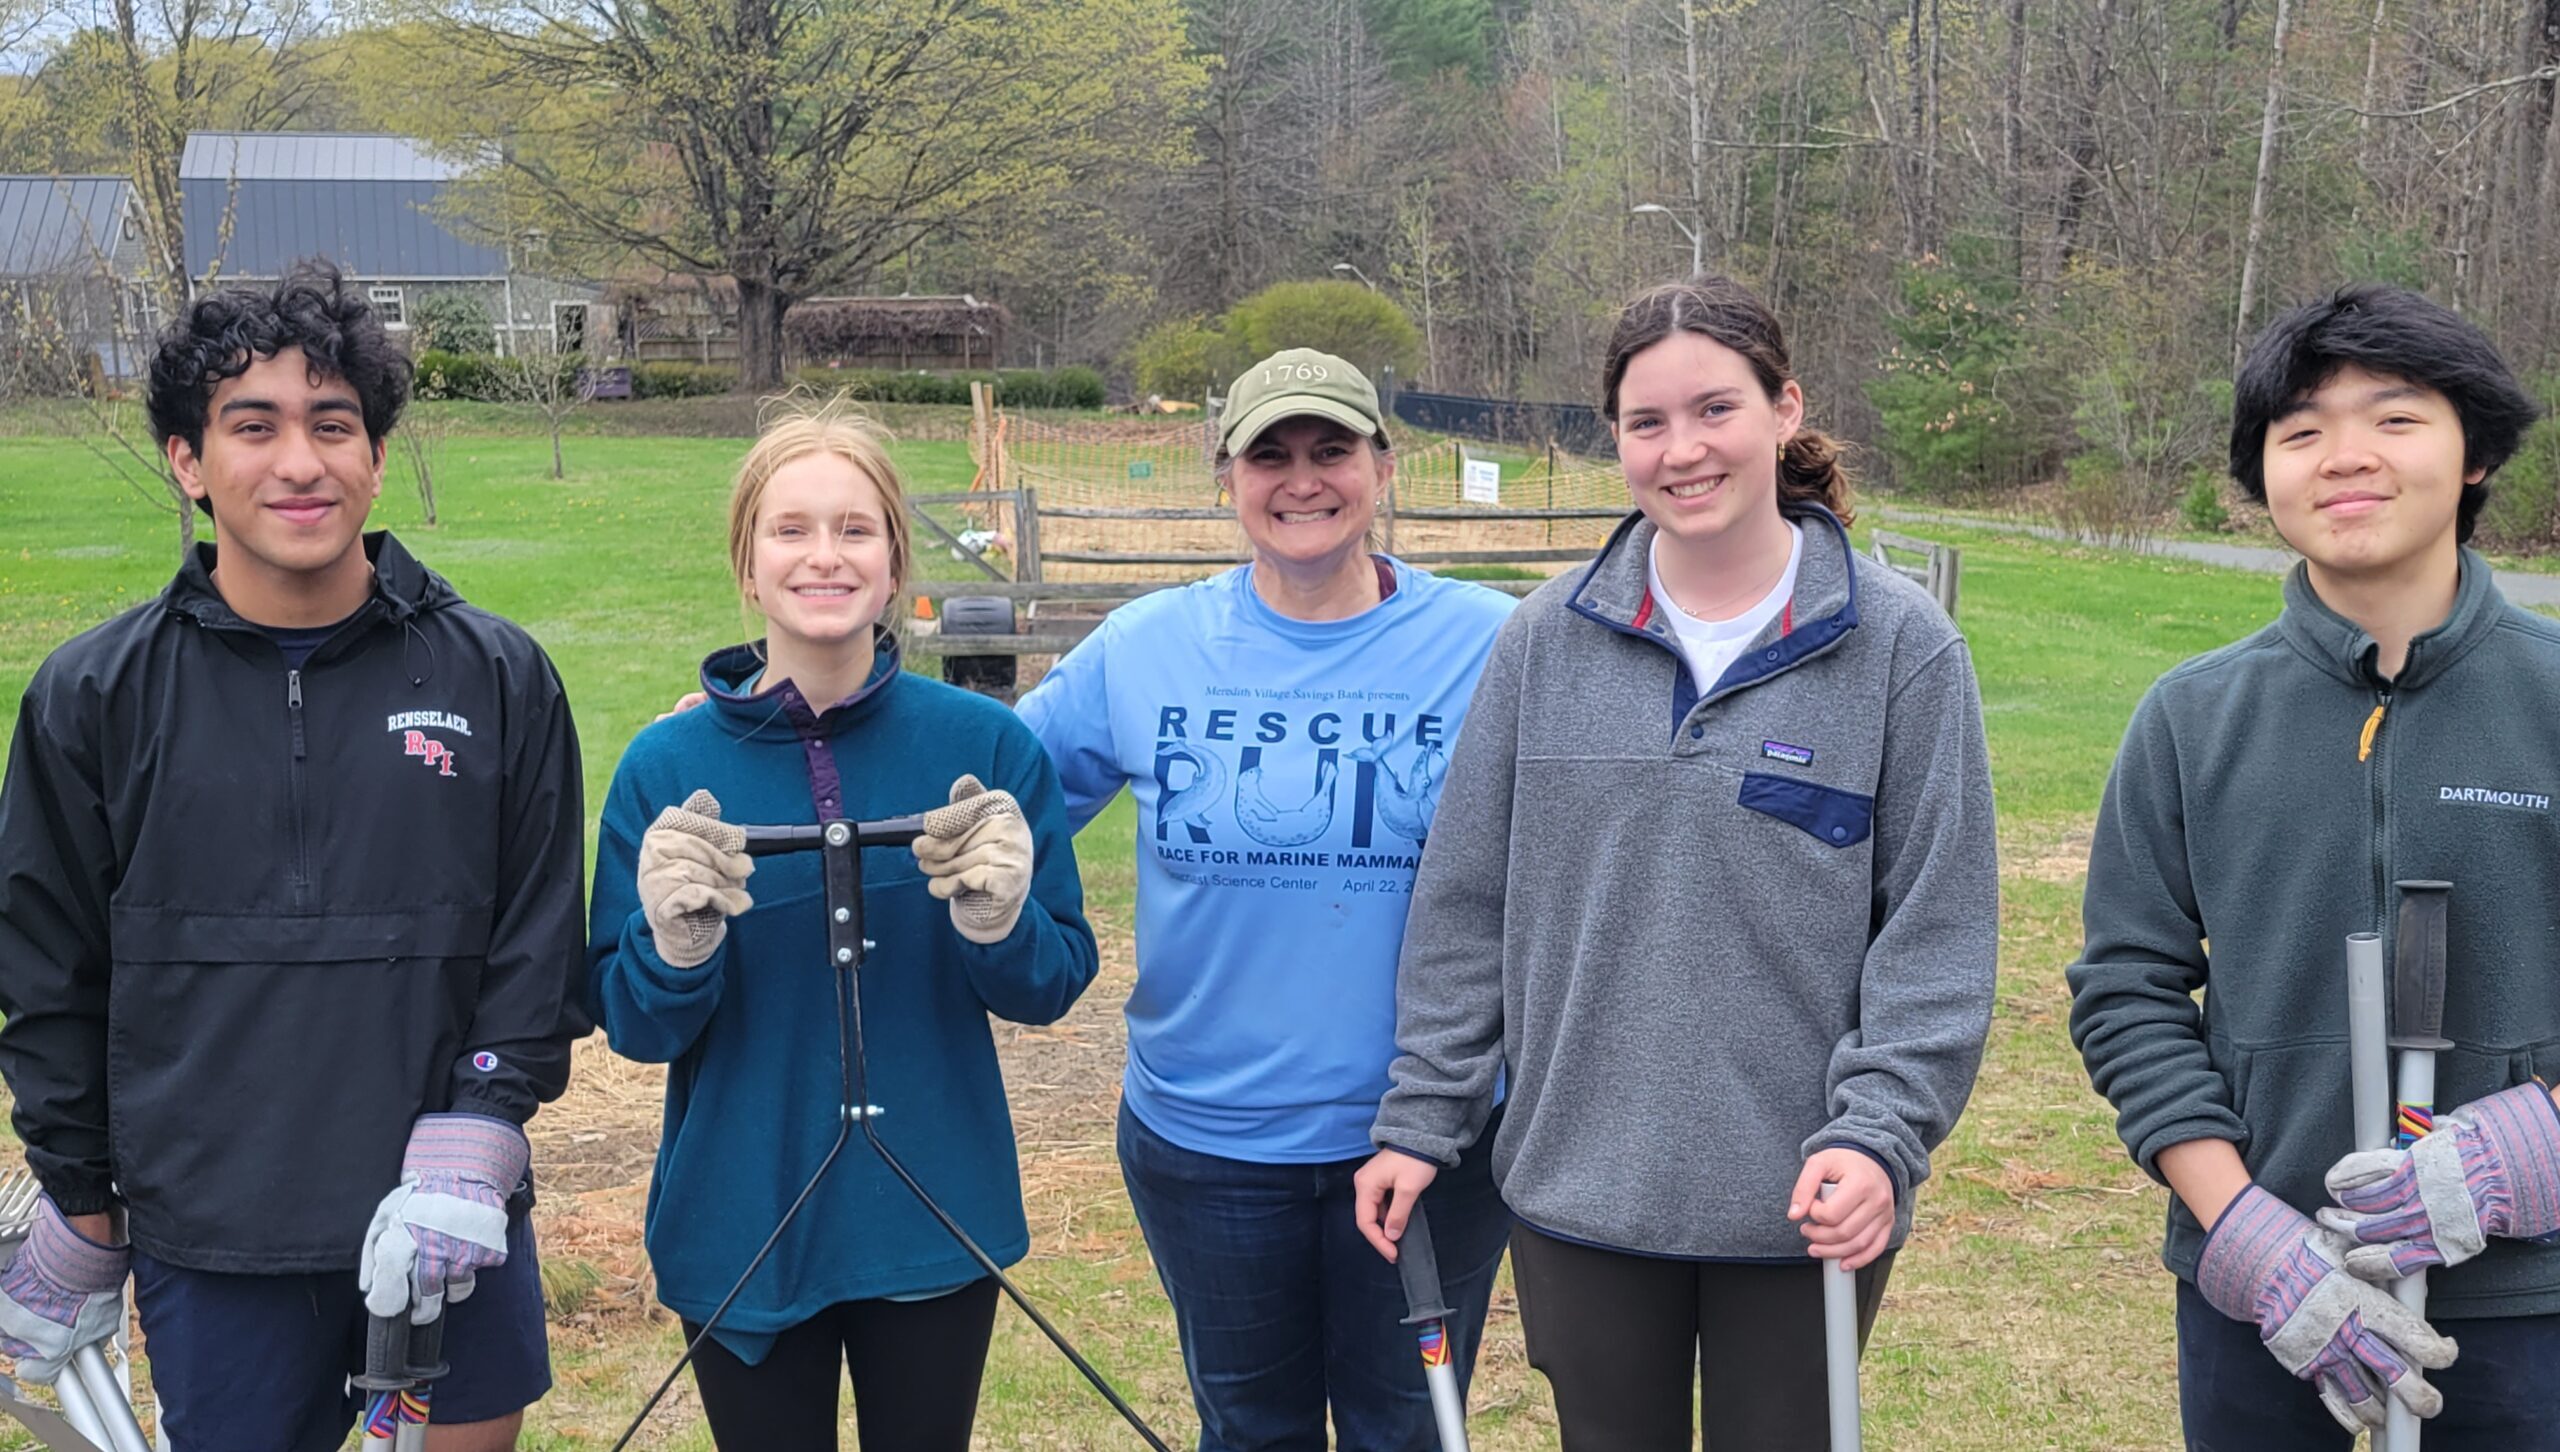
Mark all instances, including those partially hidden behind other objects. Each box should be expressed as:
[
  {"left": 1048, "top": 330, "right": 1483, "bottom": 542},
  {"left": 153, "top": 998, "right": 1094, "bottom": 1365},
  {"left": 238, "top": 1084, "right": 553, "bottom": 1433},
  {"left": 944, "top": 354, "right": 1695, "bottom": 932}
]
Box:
[{"left": 1149, "top": 701, "right": 1449, "bottom": 856}]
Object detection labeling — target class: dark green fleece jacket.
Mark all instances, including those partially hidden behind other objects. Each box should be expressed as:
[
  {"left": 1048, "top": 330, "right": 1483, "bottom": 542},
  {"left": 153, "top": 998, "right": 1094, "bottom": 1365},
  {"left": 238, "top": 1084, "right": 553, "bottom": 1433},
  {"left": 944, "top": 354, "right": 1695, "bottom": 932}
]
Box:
[{"left": 2070, "top": 551, "right": 2560, "bottom": 1317}]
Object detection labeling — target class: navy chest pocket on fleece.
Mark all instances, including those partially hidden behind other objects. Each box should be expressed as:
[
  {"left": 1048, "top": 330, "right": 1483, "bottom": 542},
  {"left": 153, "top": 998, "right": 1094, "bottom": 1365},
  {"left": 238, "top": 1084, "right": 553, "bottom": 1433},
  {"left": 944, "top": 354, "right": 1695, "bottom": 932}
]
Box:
[{"left": 1737, "top": 772, "right": 1874, "bottom": 849}]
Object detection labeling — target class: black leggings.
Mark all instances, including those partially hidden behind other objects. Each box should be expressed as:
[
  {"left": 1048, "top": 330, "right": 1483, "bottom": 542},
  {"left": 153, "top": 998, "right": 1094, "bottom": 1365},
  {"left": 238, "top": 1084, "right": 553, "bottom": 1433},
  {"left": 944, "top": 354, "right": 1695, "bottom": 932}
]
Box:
[
  {"left": 1510, "top": 1221, "right": 1894, "bottom": 1451},
  {"left": 682, "top": 1278, "right": 1000, "bottom": 1452}
]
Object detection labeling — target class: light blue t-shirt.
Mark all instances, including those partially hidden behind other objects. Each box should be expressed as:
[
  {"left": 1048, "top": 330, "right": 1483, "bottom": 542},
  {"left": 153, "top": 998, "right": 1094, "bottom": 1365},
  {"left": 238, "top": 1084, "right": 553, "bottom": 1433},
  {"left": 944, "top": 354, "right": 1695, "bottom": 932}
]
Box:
[{"left": 1018, "top": 558, "right": 1516, "bottom": 1162}]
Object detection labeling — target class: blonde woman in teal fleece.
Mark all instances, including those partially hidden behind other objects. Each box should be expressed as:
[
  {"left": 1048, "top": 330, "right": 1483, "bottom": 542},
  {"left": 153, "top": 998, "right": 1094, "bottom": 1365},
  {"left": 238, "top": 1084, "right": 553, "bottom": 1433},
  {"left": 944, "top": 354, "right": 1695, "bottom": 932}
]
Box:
[
  {"left": 588, "top": 404, "right": 1097, "bottom": 1450},
  {"left": 1357, "top": 275, "right": 1998, "bottom": 1450}
]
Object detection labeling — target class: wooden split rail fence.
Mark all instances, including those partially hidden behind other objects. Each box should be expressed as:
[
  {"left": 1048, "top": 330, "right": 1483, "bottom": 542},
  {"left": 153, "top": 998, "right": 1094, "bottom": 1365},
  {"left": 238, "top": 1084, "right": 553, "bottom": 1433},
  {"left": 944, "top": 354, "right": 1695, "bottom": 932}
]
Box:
[{"left": 902, "top": 491, "right": 1959, "bottom": 669}]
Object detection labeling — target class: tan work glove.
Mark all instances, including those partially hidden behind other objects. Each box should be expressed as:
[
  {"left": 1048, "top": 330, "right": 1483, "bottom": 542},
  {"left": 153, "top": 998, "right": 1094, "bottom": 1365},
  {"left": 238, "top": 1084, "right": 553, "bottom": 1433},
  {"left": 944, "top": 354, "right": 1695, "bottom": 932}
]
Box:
[
  {"left": 638, "top": 789, "right": 753, "bottom": 968},
  {"left": 912, "top": 775, "right": 1033, "bottom": 945}
]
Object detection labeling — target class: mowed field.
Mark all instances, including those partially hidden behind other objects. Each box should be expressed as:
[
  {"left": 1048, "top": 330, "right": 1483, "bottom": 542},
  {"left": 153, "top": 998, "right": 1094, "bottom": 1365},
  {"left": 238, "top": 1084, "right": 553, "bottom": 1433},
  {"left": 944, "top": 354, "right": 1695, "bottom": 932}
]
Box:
[{"left": 0, "top": 405, "right": 2303, "bottom": 1449}]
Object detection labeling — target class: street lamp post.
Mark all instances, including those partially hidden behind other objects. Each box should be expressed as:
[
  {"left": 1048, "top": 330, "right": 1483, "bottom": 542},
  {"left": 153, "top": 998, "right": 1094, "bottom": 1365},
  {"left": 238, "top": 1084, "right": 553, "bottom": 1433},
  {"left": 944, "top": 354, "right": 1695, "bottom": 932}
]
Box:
[
  {"left": 1330, "top": 262, "right": 1377, "bottom": 291},
  {"left": 1630, "top": 204, "right": 1703, "bottom": 277}
]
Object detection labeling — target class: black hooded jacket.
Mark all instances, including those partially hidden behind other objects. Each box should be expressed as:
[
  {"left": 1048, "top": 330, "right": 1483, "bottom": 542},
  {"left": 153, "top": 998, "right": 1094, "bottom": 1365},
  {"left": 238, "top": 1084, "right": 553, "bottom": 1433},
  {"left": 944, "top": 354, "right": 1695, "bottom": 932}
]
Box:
[{"left": 0, "top": 532, "right": 589, "bottom": 1273}]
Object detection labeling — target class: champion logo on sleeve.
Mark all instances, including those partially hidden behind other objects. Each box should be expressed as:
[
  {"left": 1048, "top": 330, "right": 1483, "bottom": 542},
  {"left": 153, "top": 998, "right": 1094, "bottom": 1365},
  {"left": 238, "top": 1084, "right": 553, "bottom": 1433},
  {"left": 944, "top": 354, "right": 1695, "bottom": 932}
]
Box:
[
  {"left": 1761, "top": 740, "right": 1815, "bottom": 766},
  {"left": 471, "top": 1051, "right": 501, "bottom": 1073}
]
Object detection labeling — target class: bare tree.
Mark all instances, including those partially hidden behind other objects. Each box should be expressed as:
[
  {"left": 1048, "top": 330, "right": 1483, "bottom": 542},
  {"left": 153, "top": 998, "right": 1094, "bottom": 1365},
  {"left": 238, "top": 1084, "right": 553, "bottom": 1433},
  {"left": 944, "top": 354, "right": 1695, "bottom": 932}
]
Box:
[
  {"left": 1, "top": 272, "right": 196, "bottom": 556},
  {"left": 490, "top": 334, "right": 586, "bottom": 481},
  {"left": 424, "top": 0, "right": 1200, "bottom": 389},
  {"left": 2233, "top": 0, "right": 2294, "bottom": 367},
  {"left": 103, "top": 0, "right": 332, "bottom": 302},
  {"left": 397, "top": 396, "right": 454, "bottom": 525}
]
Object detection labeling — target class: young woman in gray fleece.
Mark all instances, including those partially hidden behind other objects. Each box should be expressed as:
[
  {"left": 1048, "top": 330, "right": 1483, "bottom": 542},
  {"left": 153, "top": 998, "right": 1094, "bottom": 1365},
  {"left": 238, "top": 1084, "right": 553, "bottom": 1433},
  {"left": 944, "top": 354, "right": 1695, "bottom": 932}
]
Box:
[{"left": 1353, "top": 275, "right": 2000, "bottom": 1450}]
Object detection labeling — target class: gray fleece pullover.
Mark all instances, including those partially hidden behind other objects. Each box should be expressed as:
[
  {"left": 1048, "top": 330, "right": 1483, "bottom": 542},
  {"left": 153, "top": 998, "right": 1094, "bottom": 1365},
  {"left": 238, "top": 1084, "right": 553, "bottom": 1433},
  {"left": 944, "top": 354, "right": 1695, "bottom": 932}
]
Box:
[
  {"left": 1372, "top": 508, "right": 1998, "bottom": 1259},
  {"left": 2071, "top": 553, "right": 2560, "bottom": 1317}
]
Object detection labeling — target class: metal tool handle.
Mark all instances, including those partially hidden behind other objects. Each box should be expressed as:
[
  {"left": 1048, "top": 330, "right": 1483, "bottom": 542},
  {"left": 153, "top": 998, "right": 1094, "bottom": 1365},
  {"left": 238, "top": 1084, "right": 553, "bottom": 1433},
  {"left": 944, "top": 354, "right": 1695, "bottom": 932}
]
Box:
[
  {"left": 1389, "top": 1203, "right": 1470, "bottom": 1452},
  {"left": 2387, "top": 1049, "right": 2439, "bottom": 1452},
  {"left": 1817, "top": 1183, "right": 1862, "bottom": 1452},
  {"left": 67, "top": 1348, "right": 147, "bottom": 1452},
  {"left": 2379, "top": 880, "right": 2456, "bottom": 1452},
  {"left": 355, "top": 1312, "right": 411, "bottom": 1393},
  {"left": 2389, "top": 881, "right": 2455, "bottom": 1053},
  {"left": 741, "top": 816, "right": 926, "bottom": 855},
  {"left": 48, "top": 1358, "right": 112, "bottom": 1452},
  {"left": 1393, "top": 1203, "right": 1452, "bottom": 1327},
  {"left": 2346, "top": 933, "right": 2392, "bottom": 1155}
]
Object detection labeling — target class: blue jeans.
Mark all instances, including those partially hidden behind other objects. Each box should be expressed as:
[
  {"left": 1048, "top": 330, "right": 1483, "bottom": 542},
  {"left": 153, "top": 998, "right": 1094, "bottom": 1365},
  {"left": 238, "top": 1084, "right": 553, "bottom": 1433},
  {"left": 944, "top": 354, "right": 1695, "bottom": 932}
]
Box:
[
  {"left": 1117, "top": 1102, "right": 1511, "bottom": 1452},
  {"left": 2177, "top": 1279, "right": 2560, "bottom": 1451}
]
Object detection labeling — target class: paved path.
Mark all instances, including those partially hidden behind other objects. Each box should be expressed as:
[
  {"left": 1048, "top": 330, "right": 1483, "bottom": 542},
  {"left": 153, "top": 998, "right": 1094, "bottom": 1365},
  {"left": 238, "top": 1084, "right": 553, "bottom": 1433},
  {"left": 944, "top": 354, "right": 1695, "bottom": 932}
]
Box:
[{"left": 1874, "top": 506, "right": 2560, "bottom": 609}]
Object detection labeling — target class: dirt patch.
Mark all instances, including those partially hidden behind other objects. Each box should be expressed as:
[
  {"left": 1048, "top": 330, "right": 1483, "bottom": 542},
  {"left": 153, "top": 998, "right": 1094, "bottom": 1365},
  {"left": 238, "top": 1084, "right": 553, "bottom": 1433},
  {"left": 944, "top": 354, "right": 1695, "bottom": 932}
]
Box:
[
  {"left": 526, "top": 912, "right": 1143, "bottom": 1333},
  {"left": 2005, "top": 820, "right": 2096, "bottom": 884}
]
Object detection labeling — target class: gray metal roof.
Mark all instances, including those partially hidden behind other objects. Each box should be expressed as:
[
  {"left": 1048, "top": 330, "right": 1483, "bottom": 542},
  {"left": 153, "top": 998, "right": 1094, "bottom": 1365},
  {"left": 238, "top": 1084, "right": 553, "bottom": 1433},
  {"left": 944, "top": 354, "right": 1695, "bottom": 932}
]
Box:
[
  {"left": 182, "top": 133, "right": 508, "bottom": 279},
  {"left": 181, "top": 133, "right": 465, "bottom": 183},
  {"left": 0, "top": 176, "right": 135, "bottom": 276}
]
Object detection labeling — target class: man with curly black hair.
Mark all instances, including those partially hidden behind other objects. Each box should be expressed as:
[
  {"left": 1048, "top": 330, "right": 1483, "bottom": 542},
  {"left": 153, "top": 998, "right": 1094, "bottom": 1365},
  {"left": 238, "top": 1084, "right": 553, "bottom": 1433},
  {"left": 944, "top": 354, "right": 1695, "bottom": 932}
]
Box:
[{"left": 0, "top": 260, "right": 584, "bottom": 1449}]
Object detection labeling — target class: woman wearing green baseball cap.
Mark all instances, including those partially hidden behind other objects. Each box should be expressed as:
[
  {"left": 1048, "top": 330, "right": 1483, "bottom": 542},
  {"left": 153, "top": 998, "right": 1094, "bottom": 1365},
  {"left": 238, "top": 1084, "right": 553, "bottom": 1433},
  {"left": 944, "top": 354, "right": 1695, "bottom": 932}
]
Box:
[{"left": 1018, "top": 348, "right": 1517, "bottom": 1449}]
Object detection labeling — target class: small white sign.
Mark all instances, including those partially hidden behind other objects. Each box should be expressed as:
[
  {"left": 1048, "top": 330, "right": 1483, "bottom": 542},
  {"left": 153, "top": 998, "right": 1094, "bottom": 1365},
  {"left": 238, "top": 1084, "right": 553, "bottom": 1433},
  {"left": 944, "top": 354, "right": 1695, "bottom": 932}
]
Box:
[{"left": 1462, "top": 458, "right": 1501, "bottom": 505}]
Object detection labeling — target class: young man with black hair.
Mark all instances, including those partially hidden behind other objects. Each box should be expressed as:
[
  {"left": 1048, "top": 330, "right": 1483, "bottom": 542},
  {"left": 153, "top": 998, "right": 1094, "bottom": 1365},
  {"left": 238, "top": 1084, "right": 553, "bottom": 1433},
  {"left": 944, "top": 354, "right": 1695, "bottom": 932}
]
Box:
[
  {"left": 0, "top": 262, "right": 585, "bottom": 1450},
  {"left": 2072, "top": 283, "right": 2560, "bottom": 1450}
]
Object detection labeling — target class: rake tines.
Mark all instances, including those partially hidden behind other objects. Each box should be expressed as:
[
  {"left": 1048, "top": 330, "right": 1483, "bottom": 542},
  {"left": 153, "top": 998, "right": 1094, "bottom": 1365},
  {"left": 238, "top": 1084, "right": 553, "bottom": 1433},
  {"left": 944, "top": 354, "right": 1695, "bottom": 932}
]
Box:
[{"left": 0, "top": 1166, "right": 40, "bottom": 1240}]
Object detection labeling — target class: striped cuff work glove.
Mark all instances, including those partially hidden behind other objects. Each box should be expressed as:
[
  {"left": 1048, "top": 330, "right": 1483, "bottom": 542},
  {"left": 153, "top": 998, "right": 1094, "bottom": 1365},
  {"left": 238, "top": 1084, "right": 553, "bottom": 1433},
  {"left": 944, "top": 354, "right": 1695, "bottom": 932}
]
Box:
[
  {"left": 360, "top": 1113, "right": 530, "bottom": 1325},
  {"left": 0, "top": 1197, "right": 128, "bottom": 1385},
  {"left": 2197, "top": 1184, "right": 2457, "bottom": 1433},
  {"left": 2321, "top": 1081, "right": 2560, "bottom": 1279},
  {"left": 912, "top": 775, "right": 1033, "bottom": 945},
  {"left": 639, "top": 789, "right": 754, "bottom": 969}
]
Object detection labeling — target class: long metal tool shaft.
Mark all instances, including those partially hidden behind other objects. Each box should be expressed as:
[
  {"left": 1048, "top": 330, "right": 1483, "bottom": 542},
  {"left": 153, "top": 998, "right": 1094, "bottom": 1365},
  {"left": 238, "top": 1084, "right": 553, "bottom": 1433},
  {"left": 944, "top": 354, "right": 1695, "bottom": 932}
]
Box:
[
  {"left": 1818, "top": 1182, "right": 1862, "bottom": 1452},
  {"left": 2387, "top": 881, "right": 2455, "bottom": 1452},
  {"left": 2345, "top": 930, "right": 2394, "bottom": 1452},
  {"left": 613, "top": 814, "right": 1174, "bottom": 1452},
  {"left": 1392, "top": 1202, "right": 1470, "bottom": 1452}
]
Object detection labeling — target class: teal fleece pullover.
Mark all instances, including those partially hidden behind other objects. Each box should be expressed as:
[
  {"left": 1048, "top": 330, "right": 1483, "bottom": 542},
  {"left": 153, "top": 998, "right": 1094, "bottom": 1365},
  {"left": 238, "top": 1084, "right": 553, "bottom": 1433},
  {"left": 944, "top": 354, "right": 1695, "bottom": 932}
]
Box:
[
  {"left": 587, "top": 639, "right": 1097, "bottom": 1361},
  {"left": 2071, "top": 552, "right": 2560, "bottom": 1317}
]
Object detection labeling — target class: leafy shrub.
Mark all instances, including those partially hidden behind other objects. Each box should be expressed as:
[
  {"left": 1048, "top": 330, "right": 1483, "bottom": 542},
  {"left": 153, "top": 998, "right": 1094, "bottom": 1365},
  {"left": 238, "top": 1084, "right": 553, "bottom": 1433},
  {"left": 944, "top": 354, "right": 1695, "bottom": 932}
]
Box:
[
  {"left": 2476, "top": 404, "right": 2560, "bottom": 551},
  {"left": 412, "top": 350, "right": 500, "bottom": 402},
  {"left": 2051, "top": 450, "right": 2164, "bottom": 551},
  {"left": 1223, "top": 281, "right": 1421, "bottom": 381},
  {"left": 1865, "top": 255, "right": 2059, "bottom": 495},
  {"left": 631, "top": 362, "right": 739, "bottom": 399},
  {"left": 2179, "top": 469, "right": 2231, "bottom": 534},
  {"left": 1129, "top": 317, "right": 1231, "bottom": 400},
  {"left": 410, "top": 293, "right": 494, "bottom": 355}
]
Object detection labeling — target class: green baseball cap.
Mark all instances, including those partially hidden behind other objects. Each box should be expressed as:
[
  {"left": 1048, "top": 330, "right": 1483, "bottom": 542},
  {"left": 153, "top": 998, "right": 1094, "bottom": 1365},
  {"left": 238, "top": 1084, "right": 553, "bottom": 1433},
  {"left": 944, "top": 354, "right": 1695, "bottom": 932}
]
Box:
[{"left": 1219, "top": 348, "right": 1389, "bottom": 457}]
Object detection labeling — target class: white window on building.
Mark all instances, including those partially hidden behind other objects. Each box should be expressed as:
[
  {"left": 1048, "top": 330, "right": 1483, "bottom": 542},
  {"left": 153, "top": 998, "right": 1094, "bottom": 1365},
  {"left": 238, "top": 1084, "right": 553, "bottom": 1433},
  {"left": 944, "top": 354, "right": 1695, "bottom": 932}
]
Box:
[{"left": 368, "top": 286, "right": 407, "bottom": 329}]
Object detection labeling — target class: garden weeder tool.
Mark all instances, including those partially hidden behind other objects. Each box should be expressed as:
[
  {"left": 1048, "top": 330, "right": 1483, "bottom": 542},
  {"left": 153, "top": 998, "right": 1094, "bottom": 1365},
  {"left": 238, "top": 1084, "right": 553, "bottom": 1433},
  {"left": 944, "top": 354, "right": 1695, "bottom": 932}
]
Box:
[
  {"left": 0, "top": 1167, "right": 152, "bottom": 1452},
  {"left": 609, "top": 810, "right": 1173, "bottom": 1452},
  {"left": 1818, "top": 1181, "right": 1862, "bottom": 1452},
  {"left": 1391, "top": 1201, "right": 1469, "bottom": 1452},
  {"left": 2383, "top": 880, "right": 2454, "bottom": 1452},
  {"left": 355, "top": 1309, "right": 446, "bottom": 1452}
]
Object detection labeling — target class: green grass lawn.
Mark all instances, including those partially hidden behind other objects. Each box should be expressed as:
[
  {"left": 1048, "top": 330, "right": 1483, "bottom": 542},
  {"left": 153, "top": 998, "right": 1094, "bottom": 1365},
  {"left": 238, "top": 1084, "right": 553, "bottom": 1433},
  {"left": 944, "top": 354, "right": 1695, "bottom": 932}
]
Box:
[{"left": 0, "top": 423, "right": 2305, "bottom": 1449}]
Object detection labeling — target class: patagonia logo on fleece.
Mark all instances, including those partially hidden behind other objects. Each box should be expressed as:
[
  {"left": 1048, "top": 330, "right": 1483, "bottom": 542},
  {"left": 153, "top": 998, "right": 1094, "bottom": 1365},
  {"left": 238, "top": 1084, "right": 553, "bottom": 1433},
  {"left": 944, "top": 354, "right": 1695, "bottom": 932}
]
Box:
[
  {"left": 1761, "top": 740, "right": 1815, "bottom": 766},
  {"left": 2439, "top": 785, "right": 2552, "bottom": 811}
]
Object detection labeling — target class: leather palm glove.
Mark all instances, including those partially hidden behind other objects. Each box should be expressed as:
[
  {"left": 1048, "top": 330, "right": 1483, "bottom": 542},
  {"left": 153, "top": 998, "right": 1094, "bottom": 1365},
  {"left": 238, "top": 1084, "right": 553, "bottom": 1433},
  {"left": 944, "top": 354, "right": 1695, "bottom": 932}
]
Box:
[
  {"left": 912, "top": 775, "right": 1033, "bottom": 945},
  {"left": 639, "top": 789, "right": 754, "bottom": 969},
  {"left": 2321, "top": 1081, "right": 2560, "bottom": 1279},
  {"left": 2197, "top": 1184, "right": 2457, "bottom": 1433},
  {"left": 0, "top": 1197, "right": 128, "bottom": 1385},
  {"left": 359, "top": 1113, "right": 530, "bottom": 1324}
]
